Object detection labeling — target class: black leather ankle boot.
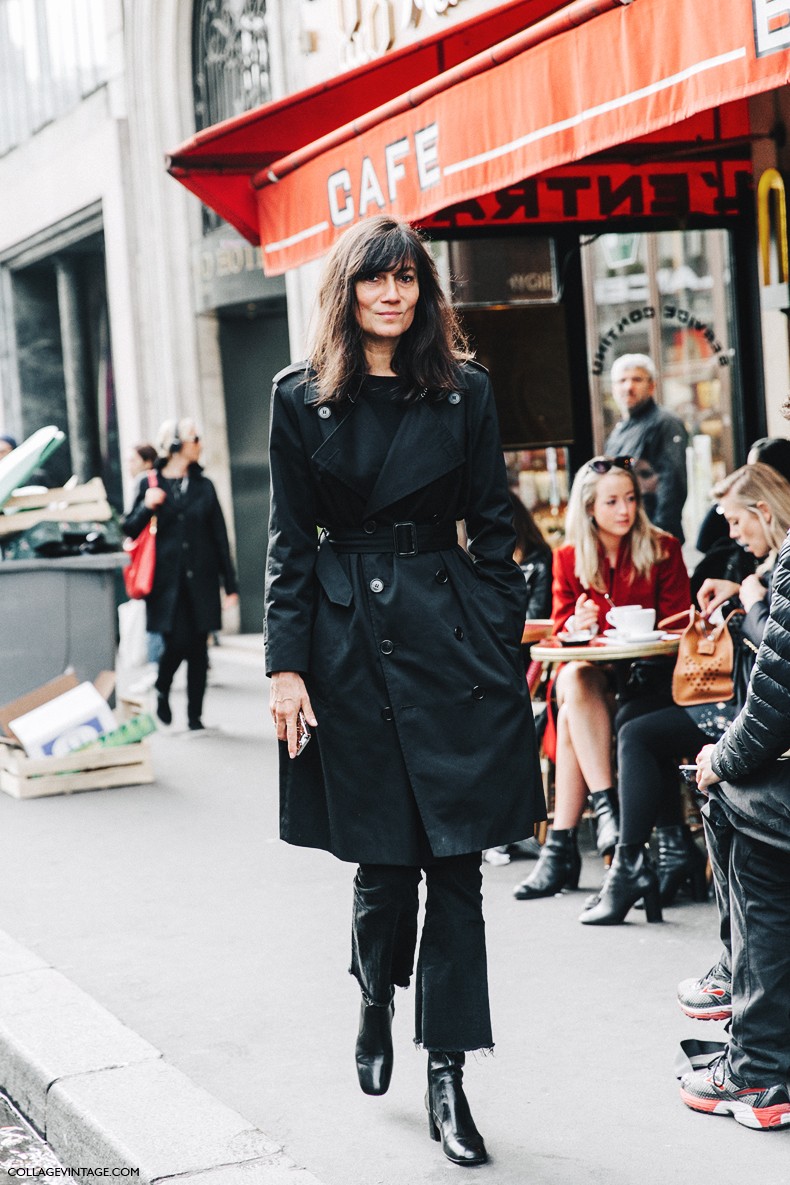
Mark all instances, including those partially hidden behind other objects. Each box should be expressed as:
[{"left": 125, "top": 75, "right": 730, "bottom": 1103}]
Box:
[
  {"left": 355, "top": 999, "right": 394, "bottom": 1095},
  {"left": 426, "top": 1051, "right": 487, "bottom": 1166},
  {"left": 656, "top": 825, "right": 709, "bottom": 905},
  {"left": 513, "top": 829, "right": 581, "bottom": 899},
  {"left": 578, "top": 843, "right": 663, "bottom": 925},
  {"left": 589, "top": 789, "right": 619, "bottom": 857}
]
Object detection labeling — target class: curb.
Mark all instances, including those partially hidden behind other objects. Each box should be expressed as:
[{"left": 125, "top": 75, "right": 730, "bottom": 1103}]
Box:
[{"left": 0, "top": 929, "right": 326, "bottom": 1185}]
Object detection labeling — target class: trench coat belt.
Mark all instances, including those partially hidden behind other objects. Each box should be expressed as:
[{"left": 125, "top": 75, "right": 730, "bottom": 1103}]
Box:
[{"left": 325, "top": 521, "right": 458, "bottom": 556}]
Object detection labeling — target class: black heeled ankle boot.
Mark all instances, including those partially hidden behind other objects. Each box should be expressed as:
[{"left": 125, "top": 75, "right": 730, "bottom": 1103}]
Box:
[
  {"left": 656, "top": 825, "right": 709, "bottom": 905},
  {"left": 513, "top": 829, "right": 581, "bottom": 900},
  {"left": 426, "top": 1051, "right": 487, "bottom": 1166},
  {"left": 355, "top": 999, "right": 394, "bottom": 1095},
  {"left": 589, "top": 789, "right": 619, "bottom": 857},
  {"left": 578, "top": 843, "right": 663, "bottom": 925}
]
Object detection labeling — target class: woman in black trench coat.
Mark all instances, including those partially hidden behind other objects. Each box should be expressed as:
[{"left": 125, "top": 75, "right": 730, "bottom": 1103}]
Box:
[
  {"left": 124, "top": 418, "right": 238, "bottom": 730},
  {"left": 265, "top": 216, "right": 544, "bottom": 1167}
]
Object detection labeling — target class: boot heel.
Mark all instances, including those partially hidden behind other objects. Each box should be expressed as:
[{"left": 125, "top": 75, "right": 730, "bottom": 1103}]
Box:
[
  {"left": 643, "top": 887, "right": 663, "bottom": 923},
  {"left": 427, "top": 1109, "right": 439, "bottom": 1141}
]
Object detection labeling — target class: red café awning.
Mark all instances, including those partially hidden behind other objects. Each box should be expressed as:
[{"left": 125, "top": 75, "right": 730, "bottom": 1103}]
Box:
[{"left": 169, "top": 0, "right": 790, "bottom": 275}]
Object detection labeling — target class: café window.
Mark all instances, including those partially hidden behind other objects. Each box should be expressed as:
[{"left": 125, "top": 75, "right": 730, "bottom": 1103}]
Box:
[
  {"left": 434, "top": 236, "right": 573, "bottom": 546},
  {"left": 582, "top": 229, "right": 738, "bottom": 546}
]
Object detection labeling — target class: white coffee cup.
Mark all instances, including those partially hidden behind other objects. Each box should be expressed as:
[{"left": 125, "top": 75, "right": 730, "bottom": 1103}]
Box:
[{"left": 606, "top": 605, "right": 656, "bottom": 637}]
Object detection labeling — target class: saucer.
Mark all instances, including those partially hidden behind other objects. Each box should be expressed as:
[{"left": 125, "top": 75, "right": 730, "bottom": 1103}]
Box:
[
  {"left": 557, "top": 630, "right": 597, "bottom": 645},
  {"left": 603, "top": 629, "right": 663, "bottom": 643}
]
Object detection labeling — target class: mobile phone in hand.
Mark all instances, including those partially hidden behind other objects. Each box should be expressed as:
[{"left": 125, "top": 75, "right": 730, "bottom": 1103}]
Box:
[
  {"left": 678, "top": 764, "right": 698, "bottom": 785},
  {"left": 295, "top": 710, "right": 312, "bottom": 757}
]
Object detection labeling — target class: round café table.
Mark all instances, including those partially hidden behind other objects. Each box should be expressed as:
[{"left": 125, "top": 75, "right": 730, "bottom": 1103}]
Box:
[{"left": 530, "top": 634, "right": 680, "bottom": 664}]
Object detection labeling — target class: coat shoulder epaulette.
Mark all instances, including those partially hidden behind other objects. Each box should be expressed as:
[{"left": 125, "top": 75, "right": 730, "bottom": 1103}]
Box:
[{"left": 272, "top": 360, "right": 310, "bottom": 389}]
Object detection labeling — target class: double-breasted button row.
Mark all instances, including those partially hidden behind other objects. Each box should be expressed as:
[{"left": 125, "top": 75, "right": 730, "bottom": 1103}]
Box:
[
  {"left": 454, "top": 626, "right": 465, "bottom": 640},
  {"left": 472, "top": 685, "right": 486, "bottom": 700},
  {"left": 381, "top": 707, "right": 394, "bottom": 722},
  {"left": 435, "top": 569, "right": 448, "bottom": 584},
  {"left": 369, "top": 578, "right": 384, "bottom": 593},
  {"left": 448, "top": 392, "right": 461, "bottom": 405},
  {"left": 364, "top": 520, "right": 377, "bottom": 534},
  {"left": 380, "top": 639, "right": 394, "bottom": 655},
  {"left": 318, "top": 406, "right": 332, "bottom": 419}
]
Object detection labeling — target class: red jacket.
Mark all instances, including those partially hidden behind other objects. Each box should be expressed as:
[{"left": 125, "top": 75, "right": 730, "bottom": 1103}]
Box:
[{"left": 551, "top": 533, "right": 690, "bottom": 634}]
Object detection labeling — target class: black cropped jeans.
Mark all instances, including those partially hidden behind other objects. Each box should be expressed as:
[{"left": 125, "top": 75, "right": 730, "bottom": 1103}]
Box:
[{"left": 350, "top": 852, "right": 492, "bottom": 1052}]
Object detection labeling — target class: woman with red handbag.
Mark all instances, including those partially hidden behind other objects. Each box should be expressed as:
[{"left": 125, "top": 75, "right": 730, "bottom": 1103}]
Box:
[{"left": 124, "top": 418, "right": 238, "bottom": 731}]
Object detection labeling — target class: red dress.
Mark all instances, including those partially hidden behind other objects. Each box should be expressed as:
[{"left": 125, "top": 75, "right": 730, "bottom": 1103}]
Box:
[{"left": 543, "top": 533, "right": 691, "bottom": 761}]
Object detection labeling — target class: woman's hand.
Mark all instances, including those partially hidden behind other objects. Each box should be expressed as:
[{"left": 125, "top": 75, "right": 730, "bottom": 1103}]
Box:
[
  {"left": 144, "top": 487, "right": 166, "bottom": 510},
  {"left": 573, "top": 594, "right": 599, "bottom": 633},
  {"left": 697, "top": 578, "right": 740, "bottom": 618},
  {"left": 695, "top": 743, "right": 721, "bottom": 792},
  {"left": 270, "top": 671, "right": 318, "bottom": 759},
  {"left": 223, "top": 592, "right": 239, "bottom": 608},
  {"left": 739, "top": 573, "right": 767, "bottom": 613}
]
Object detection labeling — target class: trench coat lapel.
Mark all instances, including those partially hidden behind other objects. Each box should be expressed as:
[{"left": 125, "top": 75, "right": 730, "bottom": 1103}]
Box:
[
  {"left": 364, "top": 397, "right": 464, "bottom": 518},
  {"left": 308, "top": 393, "right": 464, "bottom": 515},
  {"left": 309, "top": 397, "right": 385, "bottom": 500}
]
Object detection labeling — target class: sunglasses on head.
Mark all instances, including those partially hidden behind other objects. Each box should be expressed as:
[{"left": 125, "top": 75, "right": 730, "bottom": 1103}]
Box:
[{"left": 586, "top": 455, "right": 634, "bottom": 474}]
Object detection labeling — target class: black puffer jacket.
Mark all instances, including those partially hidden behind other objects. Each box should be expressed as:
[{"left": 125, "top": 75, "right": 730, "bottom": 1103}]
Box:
[{"left": 712, "top": 533, "right": 790, "bottom": 781}]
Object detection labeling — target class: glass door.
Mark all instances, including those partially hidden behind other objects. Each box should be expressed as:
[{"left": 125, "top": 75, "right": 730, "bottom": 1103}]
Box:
[{"left": 582, "top": 229, "right": 738, "bottom": 548}]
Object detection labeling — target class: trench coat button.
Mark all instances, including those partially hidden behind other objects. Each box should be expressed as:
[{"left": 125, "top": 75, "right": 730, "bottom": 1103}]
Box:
[
  {"left": 454, "top": 626, "right": 464, "bottom": 640},
  {"left": 381, "top": 707, "right": 394, "bottom": 722},
  {"left": 472, "top": 685, "right": 485, "bottom": 700},
  {"left": 186, "top": 570, "right": 194, "bottom": 579},
  {"left": 448, "top": 392, "right": 461, "bottom": 405},
  {"left": 435, "top": 569, "right": 448, "bottom": 584},
  {"left": 182, "top": 541, "right": 189, "bottom": 550},
  {"left": 363, "top": 520, "right": 377, "bottom": 534},
  {"left": 380, "top": 639, "right": 394, "bottom": 655},
  {"left": 370, "top": 578, "right": 384, "bottom": 593},
  {"left": 318, "top": 406, "right": 332, "bottom": 418}
]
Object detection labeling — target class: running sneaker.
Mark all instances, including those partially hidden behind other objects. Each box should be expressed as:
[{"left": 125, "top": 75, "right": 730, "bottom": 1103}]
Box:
[
  {"left": 677, "top": 961, "right": 732, "bottom": 1021},
  {"left": 680, "top": 1054, "right": 790, "bottom": 1130}
]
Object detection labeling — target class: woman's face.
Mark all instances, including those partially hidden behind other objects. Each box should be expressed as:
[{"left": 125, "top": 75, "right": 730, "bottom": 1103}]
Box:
[
  {"left": 126, "top": 449, "right": 149, "bottom": 478},
  {"left": 591, "top": 472, "right": 638, "bottom": 540},
  {"left": 719, "top": 492, "right": 771, "bottom": 558},
  {"left": 354, "top": 264, "right": 419, "bottom": 348}
]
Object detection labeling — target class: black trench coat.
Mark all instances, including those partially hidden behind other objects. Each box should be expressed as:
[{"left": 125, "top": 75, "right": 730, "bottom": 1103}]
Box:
[
  {"left": 264, "top": 360, "right": 545, "bottom": 865},
  {"left": 124, "top": 463, "right": 238, "bottom": 635}
]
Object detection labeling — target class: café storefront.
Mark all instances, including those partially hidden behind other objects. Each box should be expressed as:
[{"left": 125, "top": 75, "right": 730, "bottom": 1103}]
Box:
[{"left": 168, "top": 0, "right": 790, "bottom": 546}]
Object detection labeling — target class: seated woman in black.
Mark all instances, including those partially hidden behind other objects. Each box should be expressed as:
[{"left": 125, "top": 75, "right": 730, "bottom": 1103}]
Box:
[
  {"left": 509, "top": 491, "right": 552, "bottom": 621},
  {"left": 580, "top": 462, "right": 790, "bottom": 926}
]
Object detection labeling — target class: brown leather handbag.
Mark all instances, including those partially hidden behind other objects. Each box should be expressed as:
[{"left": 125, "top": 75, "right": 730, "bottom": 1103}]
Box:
[{"left": 659, "top": 606, "right": 745, "bottom": 707}]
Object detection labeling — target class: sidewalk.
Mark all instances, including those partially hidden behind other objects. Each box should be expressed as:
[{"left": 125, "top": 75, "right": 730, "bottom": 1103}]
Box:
[{"left": 0, "top": 638, "right": 787, "bottom": 1185}]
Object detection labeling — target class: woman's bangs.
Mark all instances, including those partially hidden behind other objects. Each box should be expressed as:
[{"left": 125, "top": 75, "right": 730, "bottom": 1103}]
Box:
[{"left": 354, "top": 228, "right": 416, "bottom": 280}]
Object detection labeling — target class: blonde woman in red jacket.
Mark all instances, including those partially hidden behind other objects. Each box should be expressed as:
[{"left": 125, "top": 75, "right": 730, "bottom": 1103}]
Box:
[{"left": 514, "top": 456, "right": 689, "bottom": 905}]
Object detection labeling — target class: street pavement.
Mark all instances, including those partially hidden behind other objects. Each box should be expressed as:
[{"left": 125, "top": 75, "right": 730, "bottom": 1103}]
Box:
[{"left": 0, "top": 637, "right": 788, "bottom": 1184}]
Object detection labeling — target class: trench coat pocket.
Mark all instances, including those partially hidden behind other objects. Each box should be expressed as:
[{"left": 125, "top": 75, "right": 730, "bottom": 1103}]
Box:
[{"left": 315, "top": 542, "right": 354, "bottom": 607}]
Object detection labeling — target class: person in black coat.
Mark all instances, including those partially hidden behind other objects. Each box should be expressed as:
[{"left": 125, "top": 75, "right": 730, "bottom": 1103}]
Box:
[
  {"left": 124, "top": 419, "right": 238, "bottom": 730},
  {"left": 510, "top": 490, "right": 552, "bottom": 620},
  {"left": 682, "top": 466, "right": 790, "bottom": 1128},
  {"left": 265, "top": 215, "right": 544, "bottom": 1167}
]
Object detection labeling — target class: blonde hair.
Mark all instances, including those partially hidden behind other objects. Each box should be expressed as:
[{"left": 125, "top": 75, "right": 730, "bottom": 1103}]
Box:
[
  {"left": 155, "top": 418, "right": 199, "bottom": 457},
  {"left": 565, "top": 459, "right": 666, "bottom": 590},
  {"left": 712, "top": 461, "right": 790, "bottom": 574}
]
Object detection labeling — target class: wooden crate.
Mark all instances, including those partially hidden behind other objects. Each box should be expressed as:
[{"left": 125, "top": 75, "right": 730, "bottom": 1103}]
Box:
[{"left": 0, "top": 739, "right": 154, "bottom": 799}]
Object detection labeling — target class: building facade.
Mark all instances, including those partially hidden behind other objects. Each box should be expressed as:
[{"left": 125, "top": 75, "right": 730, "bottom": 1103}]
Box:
[{"left": 2, "top": 1, "right": 790, "bottom": 630}]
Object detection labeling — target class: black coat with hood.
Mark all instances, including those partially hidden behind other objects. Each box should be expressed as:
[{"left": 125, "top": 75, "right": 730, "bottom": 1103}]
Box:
[
  {"left": 264, "top": 360, "right": 545, "bottom": 865},
  {"left": 710, "top": 534, "right": 790, "bottom": 846}
]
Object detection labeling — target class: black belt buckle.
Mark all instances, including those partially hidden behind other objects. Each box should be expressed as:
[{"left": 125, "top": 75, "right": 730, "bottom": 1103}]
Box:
[{"left": 393, "top": 521, "right": 418, "bottom": 557}]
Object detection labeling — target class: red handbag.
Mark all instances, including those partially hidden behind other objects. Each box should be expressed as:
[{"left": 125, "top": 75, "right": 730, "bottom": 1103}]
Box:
[{"left": 123, "top": 472, "right": 158, "bottom": 600}]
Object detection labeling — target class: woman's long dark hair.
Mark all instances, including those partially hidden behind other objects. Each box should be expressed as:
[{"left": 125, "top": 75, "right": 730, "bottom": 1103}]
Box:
[
  {"left": 310, "top": 215, "right": 470, "bottom": 403},
  {"left": 510, "top": 491, "right": 549, "bottom": 564}
]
